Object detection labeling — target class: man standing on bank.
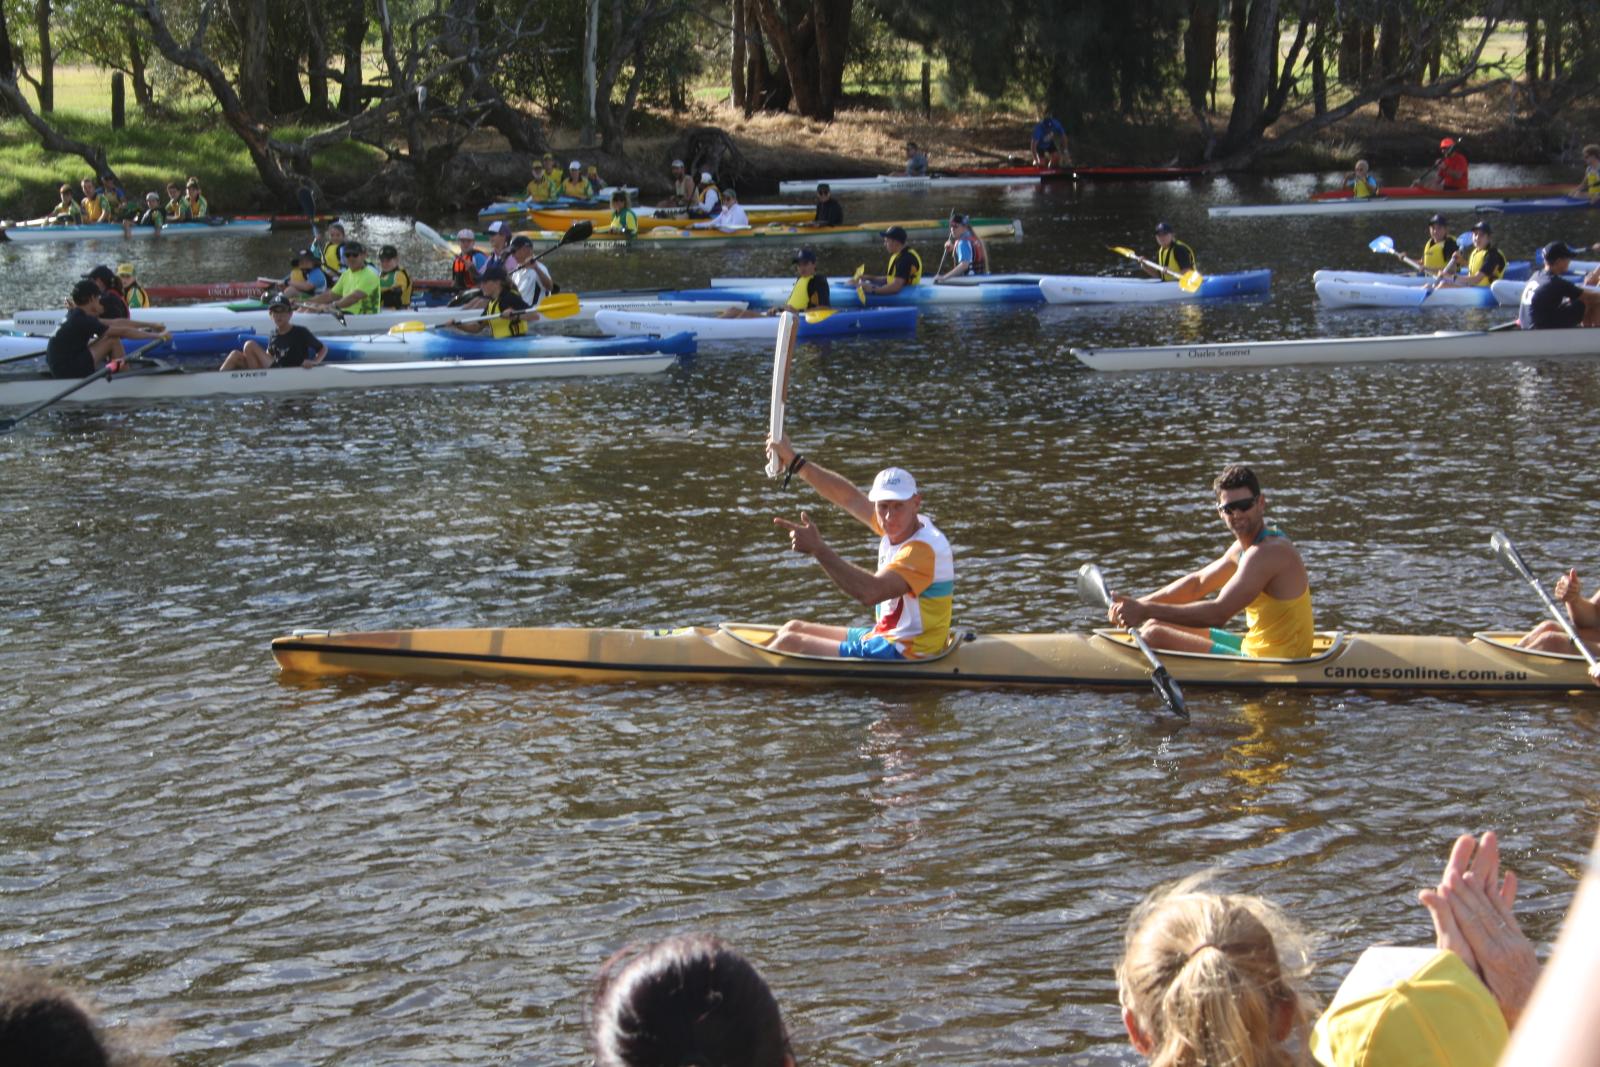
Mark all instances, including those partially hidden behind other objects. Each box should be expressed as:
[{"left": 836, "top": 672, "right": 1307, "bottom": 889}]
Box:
[
  {"left": 764, "top": 435, "right": 954, "bottom": 661},
  {"left": 1108, "top": 465, "right": 1314, "bottom": 659}
]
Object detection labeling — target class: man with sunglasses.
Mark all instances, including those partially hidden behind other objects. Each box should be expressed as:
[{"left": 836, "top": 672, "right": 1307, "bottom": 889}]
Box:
[{"left": 1107, "top": 465, "right": 1313, "bottom": 659}]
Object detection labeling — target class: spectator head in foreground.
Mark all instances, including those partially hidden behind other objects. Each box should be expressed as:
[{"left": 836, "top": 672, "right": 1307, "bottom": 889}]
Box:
[
  {"left": 590, "top": 933, "right": 795, "bottom": 1067},
  {"left": 1117, "top": 873, "right": 1317, "bottom": 1067}
]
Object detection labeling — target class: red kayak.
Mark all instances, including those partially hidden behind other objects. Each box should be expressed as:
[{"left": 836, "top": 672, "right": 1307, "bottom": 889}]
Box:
[{"left": 1310, "top": 183, "right": 1571, "bottom": 202}]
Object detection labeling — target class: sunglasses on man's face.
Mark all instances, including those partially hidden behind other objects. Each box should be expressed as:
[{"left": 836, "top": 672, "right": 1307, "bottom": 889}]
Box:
[{"left": 1216, "top": 495, "right": 1258, "bottom": 515}]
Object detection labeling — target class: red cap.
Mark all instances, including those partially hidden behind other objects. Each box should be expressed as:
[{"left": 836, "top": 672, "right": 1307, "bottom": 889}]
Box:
[{"left": 1439, "top": 137, "right": 1455, "bottom": 149}]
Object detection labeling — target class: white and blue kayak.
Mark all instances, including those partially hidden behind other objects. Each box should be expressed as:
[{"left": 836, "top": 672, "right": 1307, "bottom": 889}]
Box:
[
  {"left": 1071, "top": 327, "right": 1600, "bottom": 372},
  {"left": 590, "top": 307, "right": 916, "bottom": 342},
  {"left": 322, "top": 330, "right": 697, "bottom": 362},
  {"left": 1314, "top": 276, "right": 1500, "bottom": 308},
  {"left": 681, "top": 277, "right": 1044, "bottom": 306},
  {"left": 776, "top": 174, "right": 1039, "bottom": 194},
  {"left": 0, "top": 352, "right": 677, "bottom": 409},
  {"left": 1039, "top": 270, "right": 1271, "bottom": 303},
  {"left": 1208, "top": 197, "right": 1475, "bottom": 219},
  {"left": 1476, "top": 196, "right": 1599, "bottom": 215},
  {"left": 0, "top": 219, "right": 274, "bottom": 244}
]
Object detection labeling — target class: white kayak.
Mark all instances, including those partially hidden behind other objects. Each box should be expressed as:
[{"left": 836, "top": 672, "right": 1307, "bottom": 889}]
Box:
[
  {"left": 1039, "top": 270, "right": 1272, "bottom": 303},
  {"left": 0, "top": 353, "right": 676, "bottom": 408},
  {"left": 1208, "top": 198, "right": 1484, "bottom": 219},
  {"left": 1491, "top": 279, "right": 1532, "bottom": 308},
  {"left": 590, "top": 307, "right": 917, "bottom": 341},
  {"left": 0, "top": 219, "right": 274, "bottom": 243},
  {"left": 1071, "top": 326, "right": 1600, "bottom": 372},
  {"left": 1314, "top": 277, "right": 1501, "bottom": 308}
]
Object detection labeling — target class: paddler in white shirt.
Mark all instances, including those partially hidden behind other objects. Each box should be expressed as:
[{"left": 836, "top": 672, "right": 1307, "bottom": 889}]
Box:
[
  {"left": 763, "top": 435, "right": 955, "bottom": 662},
  {"left": 692, "top": 187, "right": 749, "bottom": 231}
]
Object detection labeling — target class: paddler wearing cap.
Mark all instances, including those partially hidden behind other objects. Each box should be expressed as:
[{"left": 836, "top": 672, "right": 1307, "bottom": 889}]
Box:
[
  {"left": 219, "top": 298, "right": 326, "bottom": 371},
  {"left": 723, "top": 247, "right": 830, "bottom": 318},
  {"left": 527, "top": 159, "right": 561, "bottom": 203},
  {"left": 935, "top": 215, "right": 988, "bottom": 282},
  {"left": 117, "top": 263, "right": 151, "bottom": 309},
  {"left": 691, "top": 187, "right": 749, "bottom": 231},
  {"left": 483, "top": 221, "right": 514, "bottom": 272},
  {"left": 285, "top": 248, "right": 330, "bottom": 297},
  {"left": 1417, "top": 214, "right": 1460, "bottom": 277},
  {"left": 451, "top": 228, "right": 487, "bottom": 297},
  {"left": 763, "top": 434, "right": 955, "bottom": 661},
  {"left": 1518, "top": 241, "right": 1600, "bottom": 329},
  {"left": 449, "top": 265, "right": 532, "bottom": 338},
  {"left": 46, "top": 278, "right": 169, "bottom": 379},
  {"left": 1142, "top": 222, "right": 1197, "bottom": 280},
  {"left": 1439, "top": 220, "right": 1505, "bottom": 287},
  {"left": 562, "top": 160, "right": 593, "bottom": 199},
  {"left": 1414, "top": 137, "right": 1469, "bottom": 191},
  {"left": 376, "top": 245, "right": 412, "bottom": 309},
  {"left": 659, "top": 159, "right": 696, "bottom": 208},
  {"left": 854, "top": 226, "right": 922, "bottom": 297},
  {"left": 689, "top": 171, "right": 720, "bottom": 218},
  {"left": 809, "top": 183, "right": 843, "bottom": 227},
  {"left": 507, "top": 235, "right": 554, "bottom": 304},
  {"left": 298, "top": 242, "right": 382, "bottom": 313}
]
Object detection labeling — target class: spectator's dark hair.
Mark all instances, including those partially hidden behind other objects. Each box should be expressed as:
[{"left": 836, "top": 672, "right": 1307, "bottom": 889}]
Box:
[
  {"left": 0, "top": 958, "right": 166, "bottom": 1066},
  {"left": 591, "top": 934, "right": 793, "bottom": 1067},
  {"left": 1213, "top": 464, "right": 1261, "bottom": 498}
]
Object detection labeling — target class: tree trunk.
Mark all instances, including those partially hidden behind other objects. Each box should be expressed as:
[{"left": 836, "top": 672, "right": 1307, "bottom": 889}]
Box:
[
  {"left": 1522, "top": 17, "right": 1537, "bottom": 82},
  {"left": 127, "top": 29, "right": 154, "bottom": 109},
  {"left": 1227, "top": 0, "right": 1248, "bottom": 101},
  {"left": 1338, "top": 24, "right": 1359, "bottom": 84},
  {"left": 303, "top": 0, "right": 331, "bottom": 116},
  {"left": 1183, "top": 0, "right": 1219, "bottom": 114},
  {"left": 1359, "top": 25, "right": 1374, "bottom": 82},
  {"left": 1221, "top": 0, "right": 1278, "bottom": 151},
  {"left": 230, "top": 0, "right": 271, "bottom": 119},
  {"left": 1543, "top": 23, "right": 1559, "bottom": 80},
  {"left": 1310, "top": 15, "right": 1326, "bottom": 114},
  {"left": 582, "top": 0, "right": 599, "bottom": 145},
  {"left": 731, "top": 0, "right": 746, "bottom": 110},
  {"left": 0, "top": 2, "right": 15, "bottom": 116},
  {"left": 1376, "top": 5, "right": 1400, "bottom": 119},
  {"left": 34, "top": 0, "right": 53, "bottom": 112},
  {"left": 751, "top": 0, "right": 844, "bottom": 119},
  {"left": 338, "top": 0, "right": 366, "bottom": 116},
  {"left": 812, "top": 0, "right": 851, "bottom": 118}
]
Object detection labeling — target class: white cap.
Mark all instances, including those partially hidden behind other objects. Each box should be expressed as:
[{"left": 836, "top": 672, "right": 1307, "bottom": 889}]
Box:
[
  {"left": 671, "top": 159, "right": 684, "bottom": 167},
  {"left": 487, "top": 221, "right": 506, "bottom": 234},
  {"left": 700, "top": 171, "right": 713, "bottom": 182},
  {"left": 456, "top": 227, "right": 474, "bottom": 240},
  {"left": 868, "top": 467, "right": 918, "bottom": 502},
  {"left": 569, "top": 160, "right": 582, "bottom": 169}
]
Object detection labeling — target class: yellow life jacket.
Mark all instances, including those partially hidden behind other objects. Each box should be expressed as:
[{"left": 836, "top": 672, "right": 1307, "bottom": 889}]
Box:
[
  {"left": 1157, "top": 239, "right": 1197, "bottom": 275},
  {"left": 886, "top": 248, "right": 923, "bottom": 286},
  {"left": 124, "top": 281, "right": 150, "bottom": 309},
  {"left": 487, "top": 295, "right": 527, "bottom": 338},
  {"left": 1422, "top": 237, "right": 1456, "bottom": 271}
]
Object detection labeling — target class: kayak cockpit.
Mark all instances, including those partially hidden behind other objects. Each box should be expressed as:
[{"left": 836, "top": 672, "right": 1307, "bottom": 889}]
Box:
[
  {"left": 717, "top": 622, "right": 970, "bottom": 664},
  {"left": 1471, "top": 630, "right": 1588, "bottom": 661},
  {"left": 1090, "top": 628, "right": 1346, "bottom": 663}
]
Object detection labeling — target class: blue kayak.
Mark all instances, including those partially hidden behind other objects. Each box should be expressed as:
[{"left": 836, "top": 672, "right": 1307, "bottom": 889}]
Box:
[
  {"left": 662, "top": 280, "right": 1044, "bottom": 307},
  {"left": 591, "top": 307, "right": 917, "bottom": 341},
  {"left": 321, "top": 330, "right": 697, "bottom": 363}
]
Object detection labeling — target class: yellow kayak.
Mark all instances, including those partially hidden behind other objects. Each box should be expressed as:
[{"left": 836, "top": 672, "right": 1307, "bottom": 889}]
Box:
[
  {"left": 528, "top": 207, "right": 814, "bottom": 231},
  {"left": 272, "top": 624, "right": 1593, "bottom": 693}
]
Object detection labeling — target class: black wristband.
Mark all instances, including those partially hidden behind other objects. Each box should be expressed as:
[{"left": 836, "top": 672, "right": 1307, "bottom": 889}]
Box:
[{"left": 782, "top": 454, "right": 807, "bottom": 490}]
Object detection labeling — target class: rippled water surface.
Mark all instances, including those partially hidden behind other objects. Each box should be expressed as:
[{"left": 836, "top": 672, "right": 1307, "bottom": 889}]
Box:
[{"left": 3, "top": 167, "right": 1599, "bottom": 1064}]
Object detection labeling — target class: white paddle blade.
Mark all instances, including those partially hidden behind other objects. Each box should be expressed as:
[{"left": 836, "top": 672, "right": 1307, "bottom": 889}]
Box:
[
  {"left": 1490, "top": 530, "right": 1533, "bottom": 582},
  {"left": 1369, "top": 236, "right": 1396, "bottom": 254},
  {"left": 766, "top": 313, "right": 799, "bottom": 478},
  {"left": 1076, "top": 563, "right": 1113, "bottom": 608}
]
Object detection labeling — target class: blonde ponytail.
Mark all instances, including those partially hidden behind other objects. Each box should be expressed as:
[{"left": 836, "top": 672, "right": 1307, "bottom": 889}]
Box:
[{"left": 1117, "top": 874, "right": 1318, "bottom": 1067}]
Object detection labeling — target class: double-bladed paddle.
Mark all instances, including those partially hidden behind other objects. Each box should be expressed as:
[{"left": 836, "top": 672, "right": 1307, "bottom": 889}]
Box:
[
  {"left": 0, "top": 337, "right": 167, "bottom": 432},
  {"left": 1368, "top": 235, "right": 1430, "bottom": 274},
  {"left": 1076, "top": 563, "right": 1189, "bottom": 719},
  {"left": 1107, "top": 245, "right": 1203, "bottom": 293},
  {"left": 1490, "top": 531, "right": 1599, "bottom": 669}
]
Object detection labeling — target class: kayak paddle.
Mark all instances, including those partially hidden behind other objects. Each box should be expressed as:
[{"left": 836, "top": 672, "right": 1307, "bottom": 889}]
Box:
[
  {"left": 1075, "top": 563, "right": 1189, "bottom": 719},
  {"left": 851, "top": 264, "right": 866, "bottom": 305},
  {"left": 0, "top": 337, "right": 168, "bottom": 433},
  {"left": 1490, "top": 531, "right": 1599, "bottom": 669},
  {"left": 1108, "top": 245, "right": 1204, "bottom": 292},
  {"left": 1369, "top": 235, "right": 1429, "bottom": 274},
  {"left": 387, "top": 293, "right": 581, "bottom": 333}
]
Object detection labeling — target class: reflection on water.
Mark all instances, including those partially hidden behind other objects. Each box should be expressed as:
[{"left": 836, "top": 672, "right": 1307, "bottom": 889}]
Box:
[{"left": 3, "top": 165, "right": 1599, "bottom": 1064}]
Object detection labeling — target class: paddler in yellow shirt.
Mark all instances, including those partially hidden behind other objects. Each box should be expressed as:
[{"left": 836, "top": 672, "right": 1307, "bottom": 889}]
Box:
[
  {"left": 1417, "top": 214, "right": 1460, "bottom": 277},
  {"left": 723, "top": 247, "right": 831, "bottom": 318},
  {"left": 448, "top": 265, "right": 532, "bottom": 338},
  {"left": 1574, "top": 143, "right": 1600, "bottom": 201},
  {"left": 1107, "top": 464, "right": 1314, "bottom": 659},
  {"left": 1439, "top": 220, "right": 1506, "bottom": 287},
  {"left": 599, "top": 190, "right": 638, "bottom": 235},
  {"left": 79, "top": 176, "right": 113, "bottom": 223}
]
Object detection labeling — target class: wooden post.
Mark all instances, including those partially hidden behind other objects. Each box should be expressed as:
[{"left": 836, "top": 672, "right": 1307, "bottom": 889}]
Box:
[
  {"left": 111, "top": 71, "right": 125, "bottom": 130},
  {"left": 581, "top": 0, "right": 599, "bottom": 146}
]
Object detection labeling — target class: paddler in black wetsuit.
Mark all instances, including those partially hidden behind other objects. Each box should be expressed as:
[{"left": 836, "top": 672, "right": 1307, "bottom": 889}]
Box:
[
  {"left": 1519, "top": 242, "right": 1600, "bottom": 329},
  {"left": 45, "top": 279, "right": 168, "bottom": 379}
]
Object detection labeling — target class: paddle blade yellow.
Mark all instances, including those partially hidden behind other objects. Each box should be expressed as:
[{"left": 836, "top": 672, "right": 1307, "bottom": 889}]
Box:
[
  {"left": 803, "top": 308, "right": 839, "bottom": 324},
  {"left": 1178, "top": 270, "right": 1204, "bottom": 293},
  {"left": 1108, "top": 245, "right": 1137, "bottom": 259},
  {"left": 852, "top": 264, "right": 866, "bottom": 306},
  {"left": 387, "top": 320, "right": 429, "bottom": 334},
  {"left": 535, "top": 293, "right": 580, "bottom": 319}
]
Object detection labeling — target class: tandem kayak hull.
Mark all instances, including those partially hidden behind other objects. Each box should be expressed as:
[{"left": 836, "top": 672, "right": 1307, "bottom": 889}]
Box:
[
  {"left": 672, "top": 280, "right": 1044, "bottom": 306},
  {"left": 0, "top": 219, "right": 274, "bottom": 243},
  {"left": 321, "top": 331, "right": 697, "bottom": 362},
  {"left": 1313, "top": 277, "right": 1502, "bottom": 309},
  {"left": 505, "top": 217, "right": 1022, "bottom": 251},
  {"left": 589, "top": 307, "right": 917, "bottom": 341},
  {"left": 270, "top": 624, "right": 1594, "bottom": 694},
  {"left": 1071, "top": 327, "right": 1600, "bottom": 371},
  {"left": 1039, "top": 270, "right": 1272, "bottom": 303}
]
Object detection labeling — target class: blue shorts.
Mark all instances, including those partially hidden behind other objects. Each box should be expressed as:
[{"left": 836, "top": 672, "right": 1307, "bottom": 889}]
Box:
[
  {"left": 839, "top": 627, "right": 906, "bottom": 660},
  {"left": 1209, "top": 629, "right": 1246, "bottom": 657}
]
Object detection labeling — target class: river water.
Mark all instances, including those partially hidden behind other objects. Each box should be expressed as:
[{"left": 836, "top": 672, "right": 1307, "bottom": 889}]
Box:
[{"left": 2, "top": 166, "right": 1598, "bottom": 1065}]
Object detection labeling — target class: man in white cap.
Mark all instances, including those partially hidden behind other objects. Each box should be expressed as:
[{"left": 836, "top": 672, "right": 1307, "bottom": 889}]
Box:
[
  {"left": 483, "top": 220, "right": 513, "bottom": 272},
  {"left": 562, "top": 160, "right": 592, "bottom": 199},
  {"left": 763, "top": 434, "right": 955, "bottom": 661},
  {"left": 689, "top": 170, "right": 720, "bottom": 218},
  {"left": 451, "top": 228, "right": 486, "bottom": 300},
  {"left": 660, "top": 158, "right": 696, "bottom": 207}
]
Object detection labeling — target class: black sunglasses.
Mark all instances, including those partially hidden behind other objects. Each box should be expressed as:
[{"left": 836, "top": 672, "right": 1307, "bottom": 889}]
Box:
[{"left": 1216, "top": 495, "right": 1258, "bottom": 515}]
